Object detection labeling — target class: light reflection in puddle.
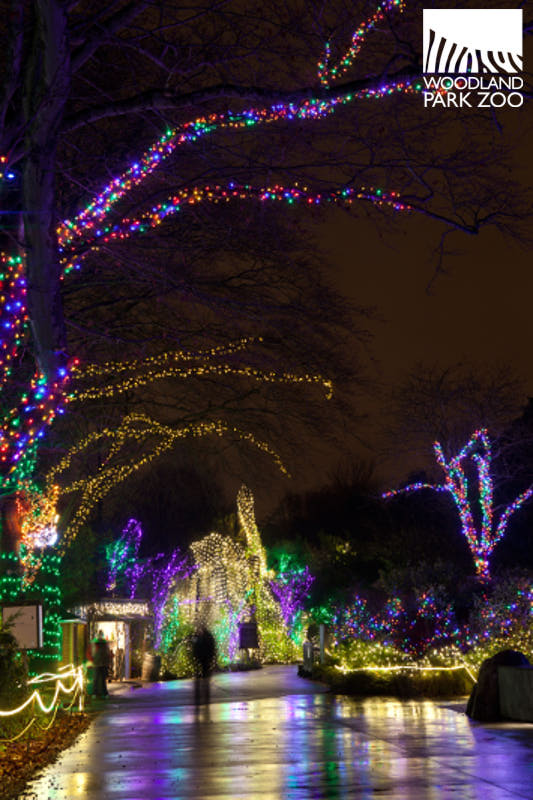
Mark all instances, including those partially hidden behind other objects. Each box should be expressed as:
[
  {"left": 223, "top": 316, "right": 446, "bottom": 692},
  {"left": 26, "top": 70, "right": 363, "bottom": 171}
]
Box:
[{"left": 20, "top": 682, "right": 533, "bottom": 800}]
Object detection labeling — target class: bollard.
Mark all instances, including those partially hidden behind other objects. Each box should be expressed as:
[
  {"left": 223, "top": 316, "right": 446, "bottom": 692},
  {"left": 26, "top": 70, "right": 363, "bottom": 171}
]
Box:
[{"left": 303, "top": 640, "right": 314, "bottom": 672}]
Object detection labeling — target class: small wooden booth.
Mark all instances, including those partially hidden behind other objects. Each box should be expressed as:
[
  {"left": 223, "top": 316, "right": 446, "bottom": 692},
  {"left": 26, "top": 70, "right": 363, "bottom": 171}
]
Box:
[{"left": 71, "top": 599, "right": 153, "bottom": 679}]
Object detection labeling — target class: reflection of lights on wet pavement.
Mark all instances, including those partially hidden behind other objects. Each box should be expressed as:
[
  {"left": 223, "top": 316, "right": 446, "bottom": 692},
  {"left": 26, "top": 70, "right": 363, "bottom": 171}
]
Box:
[{"left": 20, "top": 666, "right": 533, "bottom": 799}]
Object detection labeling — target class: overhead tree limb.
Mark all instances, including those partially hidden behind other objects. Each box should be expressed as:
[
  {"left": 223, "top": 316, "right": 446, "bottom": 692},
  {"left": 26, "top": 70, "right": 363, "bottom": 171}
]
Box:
[
  {"left": 62, "top": 67, "right": 421, "bottom": 131},
  {"left": 70, "top": 1, "right": 152, "bottom": 73}
]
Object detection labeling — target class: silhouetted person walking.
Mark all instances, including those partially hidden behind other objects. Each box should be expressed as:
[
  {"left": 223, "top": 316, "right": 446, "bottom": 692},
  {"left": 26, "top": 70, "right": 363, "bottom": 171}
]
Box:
[{"left": 192, "top": 626, "right": 216, "bottom": 706}]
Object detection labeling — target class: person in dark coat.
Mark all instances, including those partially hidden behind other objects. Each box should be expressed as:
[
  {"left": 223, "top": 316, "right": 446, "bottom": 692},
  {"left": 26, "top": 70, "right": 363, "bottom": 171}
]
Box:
[
  {"left": 192, "top": 626, "right": 216, "bottom": 706},
  {"left": 92, "top": 631, "right": 111, "bottom": 698}
]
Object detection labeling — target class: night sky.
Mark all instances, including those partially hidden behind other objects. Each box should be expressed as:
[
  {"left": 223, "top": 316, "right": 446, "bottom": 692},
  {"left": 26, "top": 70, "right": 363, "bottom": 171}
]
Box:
[{"left": 314, "top": 197, "right": 533, "bottom": 484}]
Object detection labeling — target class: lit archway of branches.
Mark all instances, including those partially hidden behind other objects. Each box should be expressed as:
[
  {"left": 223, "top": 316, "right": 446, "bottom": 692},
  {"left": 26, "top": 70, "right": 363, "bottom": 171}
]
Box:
[{"left": 47, "top": 412, "right": 295, "bottom": 555}]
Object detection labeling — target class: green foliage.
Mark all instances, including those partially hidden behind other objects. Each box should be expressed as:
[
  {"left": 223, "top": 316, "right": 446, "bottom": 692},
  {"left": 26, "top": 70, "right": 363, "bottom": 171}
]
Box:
[
  {"left": 160, "top": 619, "right": 196, "bottom": 678},
  {"left": 60, "top": 524, "right": 99, "bottom": 605},
  {"left": 0, "top": 623, "right": 28, "bottom": 707}
]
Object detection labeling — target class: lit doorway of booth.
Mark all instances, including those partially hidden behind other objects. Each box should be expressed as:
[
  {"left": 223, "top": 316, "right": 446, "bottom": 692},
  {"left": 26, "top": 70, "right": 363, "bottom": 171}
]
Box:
[{"left": 91, "top": 620, "right": 130, "bottom": 680}]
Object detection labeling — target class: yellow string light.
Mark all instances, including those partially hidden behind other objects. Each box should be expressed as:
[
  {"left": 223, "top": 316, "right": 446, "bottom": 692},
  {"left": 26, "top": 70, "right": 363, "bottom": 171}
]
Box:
[
  {"left": 71, "top": 362, "right": 333, "bottom": 403},
  {"left": 334, "top": 663, "right": 477, "bottom": 682},
  {"left": 71, "top": 337, "right": 261, "bottom": 379},
  {"left": 237, "top": 485, "right": 268, "bottom": 576},
  {"left": 50, "top": 415, "right": 288, "bottom": 552}
]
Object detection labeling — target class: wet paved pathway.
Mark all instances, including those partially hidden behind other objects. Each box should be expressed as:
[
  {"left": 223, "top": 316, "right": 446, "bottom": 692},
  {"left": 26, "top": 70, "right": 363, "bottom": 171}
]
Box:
[{"left": 21, "top": 665, "right": 533, "bottom": 799}]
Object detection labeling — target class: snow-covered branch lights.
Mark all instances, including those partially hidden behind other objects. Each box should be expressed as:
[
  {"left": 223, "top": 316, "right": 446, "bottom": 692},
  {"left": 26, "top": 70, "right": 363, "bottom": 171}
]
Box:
[{"left": 383, "top": 428, "right": 533, "bottom": 582}]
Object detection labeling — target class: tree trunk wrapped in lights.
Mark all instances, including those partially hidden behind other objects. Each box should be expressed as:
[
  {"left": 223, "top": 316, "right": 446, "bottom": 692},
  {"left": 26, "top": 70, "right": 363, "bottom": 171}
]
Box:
[{"left": 383, "top": 428, "right": 533, "bottom": 583}]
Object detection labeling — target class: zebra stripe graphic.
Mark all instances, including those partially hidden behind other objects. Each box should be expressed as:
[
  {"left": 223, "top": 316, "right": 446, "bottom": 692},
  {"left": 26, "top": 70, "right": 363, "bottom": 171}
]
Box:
[{"left": 425, "top": 28, "right": 522, "bottom": 74}]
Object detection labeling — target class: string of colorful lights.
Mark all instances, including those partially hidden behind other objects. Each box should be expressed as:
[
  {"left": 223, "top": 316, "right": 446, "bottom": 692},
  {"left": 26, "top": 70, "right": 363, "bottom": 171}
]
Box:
[
  {"left": 0, "top": 0, "right": 418, "bottom": 562},
  {"left": 59, "top": 184, "right": 410, "bottom": 274},
  {"left": 382, "top": 428, "right": 533, "bottom": 582},
  {"left": 0, "top": 254, "right": 70, "bottom": 491},
  {"left": 318, "top": 0, "right": 405, "bottom": 87},
  {"left": 331, "top": 578, "right": 533, "bottom": 671},
  {"left": 58, "top": 0, "right": 415, "bottom": 254}
]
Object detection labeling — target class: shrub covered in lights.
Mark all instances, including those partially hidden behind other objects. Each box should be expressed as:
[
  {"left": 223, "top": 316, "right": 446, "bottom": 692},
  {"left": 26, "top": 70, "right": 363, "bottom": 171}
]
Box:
[
  {"left": 329, "top": 571, "right": 532, "bottom": 683},
  {"left": 332, "top": 587, "right": 460, "bottom": 657},
  {"left": 0, "top": 550, "right": 62, "bottom": 674}
]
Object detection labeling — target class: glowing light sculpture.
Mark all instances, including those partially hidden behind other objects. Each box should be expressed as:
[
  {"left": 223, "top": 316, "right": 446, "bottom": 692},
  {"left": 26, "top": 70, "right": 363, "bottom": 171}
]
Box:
[
  {"left": 383, "top": 428, "right": 533, "bottom": 582},
  {"left": 237, "top": 485, "right": 268, "bottom": 576}
]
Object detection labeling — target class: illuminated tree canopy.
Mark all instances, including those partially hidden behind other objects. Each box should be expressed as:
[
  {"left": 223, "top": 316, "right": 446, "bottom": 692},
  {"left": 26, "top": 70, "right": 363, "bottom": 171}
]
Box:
[{"left": 0, "top": 1, "right": 529, "bottom": 552}]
